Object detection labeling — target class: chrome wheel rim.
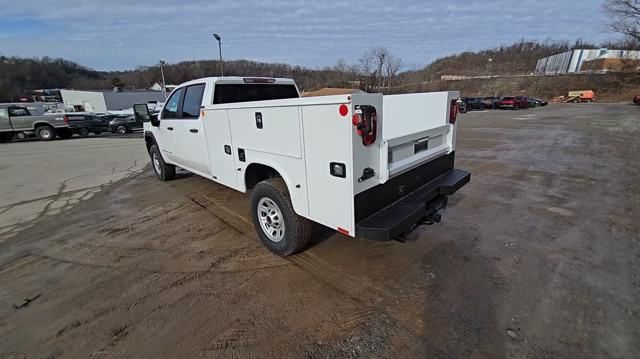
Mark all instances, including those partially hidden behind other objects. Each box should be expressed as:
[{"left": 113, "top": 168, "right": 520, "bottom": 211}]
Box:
[
  {"left": 41, "top": 129, "right": 51, "bottom": 138},
  {"left": 117, "top": 126, "right": 126, "bottom": 134},
  {"left": 257, "top": 197, "right": 285, "bottom": 242},
  {"left": 152, "top": 152, "right": 161, "bottom": 175}
]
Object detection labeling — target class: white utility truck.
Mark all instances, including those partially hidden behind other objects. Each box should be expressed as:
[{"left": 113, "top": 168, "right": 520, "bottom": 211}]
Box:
[{"left": 137, "top": 77, "right": 469, "bottom": 256}]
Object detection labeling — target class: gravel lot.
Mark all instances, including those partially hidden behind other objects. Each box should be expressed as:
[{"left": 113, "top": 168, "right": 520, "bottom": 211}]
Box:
[{"left": 0, "top": 104, "right": 638, "bottom": 358}]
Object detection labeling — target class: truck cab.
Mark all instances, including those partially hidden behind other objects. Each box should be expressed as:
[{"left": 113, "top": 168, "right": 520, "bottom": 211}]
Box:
[{"left": 142, "top": 76, "right": 469, "bottom": 256}]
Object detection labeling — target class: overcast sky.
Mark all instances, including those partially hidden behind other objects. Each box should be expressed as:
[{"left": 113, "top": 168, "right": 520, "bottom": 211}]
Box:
[{"left": 1, "top": 0, "right": 612, "bottom": 71}]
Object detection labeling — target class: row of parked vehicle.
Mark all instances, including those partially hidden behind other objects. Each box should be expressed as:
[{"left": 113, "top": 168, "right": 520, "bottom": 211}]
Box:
[
  {"left": 458, "top": 96, "right": 548, "bottom": 113},
  {"left": 0, "top": 104, "right": 146, "bottom": 142}
]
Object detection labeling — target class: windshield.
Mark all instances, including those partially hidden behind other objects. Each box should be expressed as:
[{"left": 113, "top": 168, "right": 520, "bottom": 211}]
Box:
[{"left": 213, "top": 84, "right": 299, "bottom": 104}]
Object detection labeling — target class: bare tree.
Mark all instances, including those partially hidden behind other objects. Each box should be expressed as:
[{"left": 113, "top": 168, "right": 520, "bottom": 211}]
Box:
[
  {"left": 605, "top": 0, "right": 640, "bottom": 41},
  {"left": 383, "top": 55, "right": 402, "bottom": 88},
  {"left": 358, "top": 50, "right": 376, "bottom": 90},
  {"left": 358, "top": 47, "right": 401, "bottom": 90}
]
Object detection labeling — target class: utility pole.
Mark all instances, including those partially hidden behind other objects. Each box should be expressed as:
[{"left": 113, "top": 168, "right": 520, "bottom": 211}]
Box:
[
  {"left": 213, "top": 33, "right": 224, "bottom": 76},
  {"left": 159, "top": 60, "right": 167, "bottom": 99}
]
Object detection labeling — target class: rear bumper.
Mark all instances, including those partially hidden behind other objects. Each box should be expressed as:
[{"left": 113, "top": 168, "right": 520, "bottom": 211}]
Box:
[{"left": 355, "top": 168, "right": 470, "bottom": 241}]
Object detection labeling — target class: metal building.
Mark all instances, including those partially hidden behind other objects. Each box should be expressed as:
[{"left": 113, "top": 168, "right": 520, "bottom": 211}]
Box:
[
  {"left": 60, "top": 89, "right": 166, "bottom": 112},
  {"left": 536, "top": 49, "right": 640, "bottom": 74}
]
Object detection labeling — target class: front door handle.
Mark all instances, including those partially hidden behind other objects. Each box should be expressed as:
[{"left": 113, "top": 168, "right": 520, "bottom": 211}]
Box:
[
  {"left": 189, "top": 129, "right": 198, "bottom": 133},
  {"left": 167, "top": 127, "right": 173, "bottom": 131}
]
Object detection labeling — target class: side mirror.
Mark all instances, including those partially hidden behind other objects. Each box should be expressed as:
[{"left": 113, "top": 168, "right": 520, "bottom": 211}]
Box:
[{"left": 133, "top": 104, "right": 159, "bottom": 127}]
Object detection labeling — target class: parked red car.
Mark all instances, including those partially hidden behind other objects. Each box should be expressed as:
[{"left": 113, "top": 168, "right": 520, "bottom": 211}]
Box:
[
  {"left": 514, "top": 96, "right": 531, "bottom": 109},
  {"left": 497, "top": 97, "right": 519, "bottom": 110},
  {"left": 634, "top": 95, "right": 640, "bottom": 105}
]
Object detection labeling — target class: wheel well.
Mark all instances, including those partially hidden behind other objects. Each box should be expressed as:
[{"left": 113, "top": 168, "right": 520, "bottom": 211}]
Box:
[
  {"left": 245, "top": 164, "right": 281, "bottom": 190},
  {"left": 144, "top": 134, "right": 156, "bottom": 153},
  {"left": 34, "top": 123, "right": 54, "bottom": 130}
]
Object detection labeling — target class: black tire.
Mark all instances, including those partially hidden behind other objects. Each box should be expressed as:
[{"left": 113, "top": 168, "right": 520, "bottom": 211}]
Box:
[
  {"left": 78, "top": 128, "right": 90, "bottom": 137},
  {"left": 0, "top": 133, "right": 11, "bottom": 143},
  {"left": 250, "top": 178, "right": 312, "bottom": 256},
  {"left": 57, "top": 129, "right": 73, "bottom": 139},
  {"left": 149, "top": 144, "right": 175, "bottom": 181},
  {"left": 116, "top": 125, "right": 129, "bottom": 134},
  {"left": 36, "top": 126, "right": 56, "bottom": 141}
]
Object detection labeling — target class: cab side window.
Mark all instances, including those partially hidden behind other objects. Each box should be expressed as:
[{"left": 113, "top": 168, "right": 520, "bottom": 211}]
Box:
[
  {"left": 9, "top": 107, "right": 30, "bottom": 117},
  {"left": 0, "top": 108, "right": 8, "bottom": 119},
  {"left": 162, "top": 88, "right": 185, "bottom": 119},
  {"left": 181, "top": 84, "right": 205, "bottom": 119}
]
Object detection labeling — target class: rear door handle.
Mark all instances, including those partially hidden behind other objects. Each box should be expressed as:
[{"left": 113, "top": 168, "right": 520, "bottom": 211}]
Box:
[
  {"left": 167, "top": 127, "right": 173, "bottom": 131},
  {"left": 189, "top": 129, "right": 198, "bottom": 133}
]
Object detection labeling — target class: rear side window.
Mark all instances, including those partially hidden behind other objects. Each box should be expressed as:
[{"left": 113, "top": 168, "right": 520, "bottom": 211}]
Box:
[
  {"left": 213, "top": 84, "right": 298, "bottom": 104},
  {"left": 9, "top": 107, "right": 29, "bottom": 116},
  {"left": 162, "top": 87, "right": 185, "bottom": 119},
  {"left": 182, "top": 84, "right": 205, "bottom": 118},
  {"left": 0, "top": 108, "right": 7, "bottom": 119}
]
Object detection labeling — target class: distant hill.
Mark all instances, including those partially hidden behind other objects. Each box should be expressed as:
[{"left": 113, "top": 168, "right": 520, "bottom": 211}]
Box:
[
  {"left": 0, "top": 56, "right": 359, "bottom": 102},
  {"left": 0, "top": 56, "right": 105, "bottom": 101},
  {"left": 399, "top": 38, "right": 640, "bottom": 83},
  {"left": 2, "top": 38, "right": 639, "bottom": 102}
]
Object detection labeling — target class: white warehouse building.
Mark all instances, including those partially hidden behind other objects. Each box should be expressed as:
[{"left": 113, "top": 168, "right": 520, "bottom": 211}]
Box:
[
  {"left": 535, "top": 48, "right": 640, "bottom": 74},
  {"left": 60, "top": 89, "right": 166, "bottom": 113}
]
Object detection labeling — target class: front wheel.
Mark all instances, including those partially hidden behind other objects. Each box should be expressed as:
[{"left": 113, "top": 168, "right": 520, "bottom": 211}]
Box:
[
  {"left": 115, "top": 125, "right": 128, "bottom": 134},
  {"left": 149, "top": 144, "right": 175, "bottom": 181},
  {"left": 251, "top": 178, "right": 311, "bottom": 256}
]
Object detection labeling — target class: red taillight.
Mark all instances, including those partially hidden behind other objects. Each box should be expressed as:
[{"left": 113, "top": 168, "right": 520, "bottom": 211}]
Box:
[
  {"left": 450, "top": 100, "right": 458, "bottom": 124},
  {"left": 352, "top": 105, "right": 377, "bottom": 146},
  {"left": 63, "top": 115, "right": 69, "bottom": 125},
  {"left": 339, "top": 104, "right": 349, "bottom": 117},
  {"left": 337, "top": 227, "right": 349, "bottom": 235}
]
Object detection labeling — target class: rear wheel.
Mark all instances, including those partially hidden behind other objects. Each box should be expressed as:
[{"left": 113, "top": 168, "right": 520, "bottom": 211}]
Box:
[
  {"left": 0, "top": 133, "right": 11, "bottom": 143},
  {"left": 78, "top": 128, "right": 90, "bottom": 137},
  {"left": 149, "top": 144, "right": 175, "bottom": 181},
  {"left": 251, "top": 178, "right": 312, "bottom": 256},
  {"left": 36, "top": 126, "right": 56, "bottom": 141}
]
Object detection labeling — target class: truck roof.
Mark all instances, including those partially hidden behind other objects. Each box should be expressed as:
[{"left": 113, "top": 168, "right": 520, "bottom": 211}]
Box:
[{"left": 178, "top": 76, "right": 296, "bottom": 87}]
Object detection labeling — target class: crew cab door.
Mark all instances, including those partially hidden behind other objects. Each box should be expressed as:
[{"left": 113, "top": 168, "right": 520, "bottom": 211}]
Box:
[
  {"left": 7, "top": 107, "right": 33, "bottom": 131},
  {"left": 170, "top": 83, "right": 210, "bottom": 175},
  {"left": 156, "top": 87, "right": 184, "bottom": 163}
]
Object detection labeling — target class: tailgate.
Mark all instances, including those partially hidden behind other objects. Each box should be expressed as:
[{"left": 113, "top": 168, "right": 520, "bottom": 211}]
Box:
[{"left": 380, "top": 92, "right": 459, "bottom": 181}]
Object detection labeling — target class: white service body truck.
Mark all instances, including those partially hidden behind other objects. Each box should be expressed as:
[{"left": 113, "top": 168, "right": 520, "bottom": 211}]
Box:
[{"left": 139, "top": 77, "right": 470, "bottom": 256}]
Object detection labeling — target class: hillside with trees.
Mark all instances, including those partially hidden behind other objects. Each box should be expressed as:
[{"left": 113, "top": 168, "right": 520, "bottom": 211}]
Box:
[
  {"left": 399, "top": 38, "right": 640, "bottom": 83},
  {"left": 1, "top": 36, "right": 639, "bottom": 102}
]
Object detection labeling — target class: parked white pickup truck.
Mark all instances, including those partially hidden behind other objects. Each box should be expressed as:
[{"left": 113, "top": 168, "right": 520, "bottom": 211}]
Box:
[{"left": 138, "top": 76, "right": 470, "bottom": 256}]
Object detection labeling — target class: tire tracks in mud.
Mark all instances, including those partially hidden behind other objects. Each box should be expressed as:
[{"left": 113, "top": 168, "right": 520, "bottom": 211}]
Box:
[{"left": 187, "top": 191, "right": 426, "bottom": 340}]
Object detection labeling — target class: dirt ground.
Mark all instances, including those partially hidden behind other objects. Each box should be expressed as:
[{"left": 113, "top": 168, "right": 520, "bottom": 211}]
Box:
[{"left": 0, "top": 104, "right": 639, "bottom": 358}]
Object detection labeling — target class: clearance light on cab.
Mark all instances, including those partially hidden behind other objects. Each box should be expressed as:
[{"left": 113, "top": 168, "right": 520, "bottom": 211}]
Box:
[{"left": 243, "top": 77, "right": 276, "bottom": 84}]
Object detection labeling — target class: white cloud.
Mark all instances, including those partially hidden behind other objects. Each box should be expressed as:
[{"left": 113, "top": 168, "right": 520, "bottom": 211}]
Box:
[{"left": 1, "top": 0, "right": 611, "bottom": 70}]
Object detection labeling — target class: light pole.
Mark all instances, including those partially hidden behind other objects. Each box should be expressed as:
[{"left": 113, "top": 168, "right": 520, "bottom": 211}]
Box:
[
  {"left": 159, "top": 60, "right": 167, "bottom": 99},
  {"left": 212, "top": 33, "right": 224, "bottom": 76}
]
